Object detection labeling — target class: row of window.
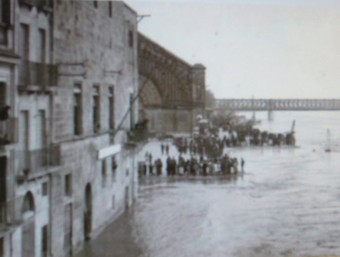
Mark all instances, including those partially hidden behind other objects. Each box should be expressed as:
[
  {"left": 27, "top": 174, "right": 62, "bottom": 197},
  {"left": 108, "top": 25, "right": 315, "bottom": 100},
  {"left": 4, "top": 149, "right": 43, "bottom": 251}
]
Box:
[
  {"left": 73, "top": 84, "right": 115, "bottom": 136},
  {"left": 19, "top": 8, "right": 134, "bottom": 63},
  {"left": 38, "top": 158, "right": 117, "bottom": 199},
  {"left": 92, "top": 1, "right": 134, "bottom": 48},
  {"left": 93, "top": 0, "right": 113, "bottom": 18}
]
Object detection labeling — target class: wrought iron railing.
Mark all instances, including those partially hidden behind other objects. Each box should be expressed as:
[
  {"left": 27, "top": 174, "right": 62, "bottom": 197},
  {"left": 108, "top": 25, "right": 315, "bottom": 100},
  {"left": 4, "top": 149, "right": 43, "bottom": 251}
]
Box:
[
  {"left": 18, "top": 61, "right": 58, "bottom": 89},
  {"left": 0, "top": 117, "right": 18, "bottom": 146},
  {"left": 17, "top": 145, "right": 61, "bottom": 177}
]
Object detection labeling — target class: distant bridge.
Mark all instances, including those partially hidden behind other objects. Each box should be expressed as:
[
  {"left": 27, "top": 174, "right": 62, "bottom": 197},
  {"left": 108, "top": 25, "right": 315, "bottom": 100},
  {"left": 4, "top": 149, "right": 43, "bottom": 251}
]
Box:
[{"left": 214, "top": 99, "right": 340, "bottom": 111}]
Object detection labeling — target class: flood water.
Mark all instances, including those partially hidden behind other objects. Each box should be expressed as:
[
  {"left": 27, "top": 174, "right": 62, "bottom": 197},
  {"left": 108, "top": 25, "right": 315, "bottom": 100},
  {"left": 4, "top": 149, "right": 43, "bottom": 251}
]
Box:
[{"left": 77, "top": 111, "right": 340, "bottom": 257}]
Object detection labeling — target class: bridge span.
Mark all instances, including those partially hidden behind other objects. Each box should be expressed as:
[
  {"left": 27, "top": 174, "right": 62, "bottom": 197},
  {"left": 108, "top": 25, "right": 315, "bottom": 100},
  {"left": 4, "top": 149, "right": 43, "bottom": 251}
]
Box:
[{"left": 215, "top": 99, "right": 340, "bottom": 111}]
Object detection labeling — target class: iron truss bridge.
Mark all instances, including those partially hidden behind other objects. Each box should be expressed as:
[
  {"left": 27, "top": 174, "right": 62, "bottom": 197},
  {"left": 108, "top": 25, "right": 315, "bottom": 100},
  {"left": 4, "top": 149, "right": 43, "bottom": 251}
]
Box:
[{"left": 214, "top": 99, "right": 340, "bottom": 111}]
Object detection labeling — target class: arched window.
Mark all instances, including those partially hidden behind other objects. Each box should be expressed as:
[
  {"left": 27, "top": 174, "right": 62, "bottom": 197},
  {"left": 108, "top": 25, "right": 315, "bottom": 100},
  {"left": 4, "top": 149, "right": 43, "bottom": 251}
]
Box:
[{"left": 22, "top": 191, "right": 35, "bottom": 213}]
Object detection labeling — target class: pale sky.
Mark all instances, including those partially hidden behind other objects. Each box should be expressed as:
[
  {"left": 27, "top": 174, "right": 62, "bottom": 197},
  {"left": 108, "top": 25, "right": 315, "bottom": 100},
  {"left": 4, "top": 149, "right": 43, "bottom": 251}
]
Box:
[{"left": 126, "top": 0, "right": 340, "bottom": 99}]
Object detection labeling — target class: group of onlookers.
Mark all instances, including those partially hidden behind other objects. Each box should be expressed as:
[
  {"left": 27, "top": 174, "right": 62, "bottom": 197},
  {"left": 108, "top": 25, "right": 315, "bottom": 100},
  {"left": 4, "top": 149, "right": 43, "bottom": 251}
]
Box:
[
  {"left": 138, "top": 136, "right": 245, "bottom": 177},
  {"left": 138, "top": 153, "right": 245, "bottom": 177}
]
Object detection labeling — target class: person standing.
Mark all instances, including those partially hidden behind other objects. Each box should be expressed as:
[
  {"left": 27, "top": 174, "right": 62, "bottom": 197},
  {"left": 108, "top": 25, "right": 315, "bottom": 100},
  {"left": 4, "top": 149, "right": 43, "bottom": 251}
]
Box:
[
  {"left": 161, "top": 144, "right": 164, "bottom": 155},
  {"left": 156, "top": 159, "right": 163, "bottom": 176},
  {"left": 166, "top": 156, "right": 171, "bottom": 176},
  {"left": 241, "top": 158, "right": 245, "bottom": 172}
]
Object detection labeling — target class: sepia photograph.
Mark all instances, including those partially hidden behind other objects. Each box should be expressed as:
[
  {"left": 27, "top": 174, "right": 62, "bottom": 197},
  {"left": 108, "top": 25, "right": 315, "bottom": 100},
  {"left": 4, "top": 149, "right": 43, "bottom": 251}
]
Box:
[{"left": 1, "top": 0, "right": 340, "bottom": 256}]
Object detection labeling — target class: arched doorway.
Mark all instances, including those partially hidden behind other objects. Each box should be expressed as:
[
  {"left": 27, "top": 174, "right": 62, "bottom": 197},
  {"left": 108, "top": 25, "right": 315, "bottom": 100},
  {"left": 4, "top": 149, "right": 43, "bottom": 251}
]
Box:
[
  {"left": 84, "top": 183, "right": 92, "bottom": 241},
  {"left": 22, "top": 191, "right": 35, "bottom": 257}
]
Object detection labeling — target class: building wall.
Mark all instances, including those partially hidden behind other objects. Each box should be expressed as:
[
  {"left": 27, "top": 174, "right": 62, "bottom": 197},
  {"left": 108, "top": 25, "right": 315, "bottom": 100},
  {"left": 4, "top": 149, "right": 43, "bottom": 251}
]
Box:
[
  {"left": 52, "top": 1, "right": 139, "bottom": 141},
  {"left": 15, "top": 4, "right": 52, "bottom": 63},
  {"left": 10, "top": 2, "right": 56, "bottom": 257},
  {"left": 0, "top": 0, "right": 18, "bottom": 255},
  {"left": 52, "top": 1, "right": 139, "bottom": 256},
  {"left": 1, "top": 1, "right": 140, "bottom": 257}
]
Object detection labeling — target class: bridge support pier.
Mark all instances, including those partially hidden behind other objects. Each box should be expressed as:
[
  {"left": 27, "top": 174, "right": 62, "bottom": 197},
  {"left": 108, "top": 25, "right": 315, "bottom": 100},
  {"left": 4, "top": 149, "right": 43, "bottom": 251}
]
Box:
[{"left": 268, "top": 110, "right": 274, "bottom": 121}]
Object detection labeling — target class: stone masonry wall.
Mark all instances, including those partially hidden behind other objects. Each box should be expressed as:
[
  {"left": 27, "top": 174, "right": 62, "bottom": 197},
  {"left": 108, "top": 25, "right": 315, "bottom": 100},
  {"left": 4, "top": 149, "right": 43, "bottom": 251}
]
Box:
[{"left": 51, "top": 1, "right": 139, "bottom": 256}]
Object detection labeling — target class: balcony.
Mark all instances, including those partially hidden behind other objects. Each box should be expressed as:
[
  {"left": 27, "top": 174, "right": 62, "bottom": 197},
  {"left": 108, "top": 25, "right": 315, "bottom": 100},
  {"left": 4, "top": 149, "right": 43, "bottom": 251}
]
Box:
[
  {"left": 127, "top": 120, "right": 149, "bottom": 145},
  {"left": 16, "top": 145, "right": 61, "bottom": 180},
  {"left": 18, "top": 61, "right": 58, "bottom": 93},
  {"left": 0, "top": 200, "right": 21, "bottom": 229},
  {"left": 0, "top": 118, "right": 18, "bottom": 146},
  {"left": 19, "top": 0, "right": 53, "bottom": 10},
  {"left": 127, "top": 129, "right": 148, "bottom": 143}
]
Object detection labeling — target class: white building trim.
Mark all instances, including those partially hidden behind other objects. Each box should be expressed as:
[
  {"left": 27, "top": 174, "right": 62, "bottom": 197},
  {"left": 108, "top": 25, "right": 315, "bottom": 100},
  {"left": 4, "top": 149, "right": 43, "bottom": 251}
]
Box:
[{"left": 97, "top": 144, "right": 121, "bottom": 160}]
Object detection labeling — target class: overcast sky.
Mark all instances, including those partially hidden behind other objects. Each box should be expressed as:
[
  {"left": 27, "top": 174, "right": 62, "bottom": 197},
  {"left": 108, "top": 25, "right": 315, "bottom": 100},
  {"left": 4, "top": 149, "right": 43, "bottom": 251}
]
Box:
[{"left": 126, "top": 0, "right": 340, "bottom": 99}]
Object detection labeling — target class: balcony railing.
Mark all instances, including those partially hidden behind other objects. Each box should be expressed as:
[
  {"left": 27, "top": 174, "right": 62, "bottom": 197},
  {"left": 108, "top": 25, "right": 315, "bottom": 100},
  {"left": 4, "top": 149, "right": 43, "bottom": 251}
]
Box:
[
  {"left": 16, "top": 145, "right": 61, "bottom": 178},
  {"left": 19, "top": 0, "right": 52, "bottom": 9},
  {"left": 127, "top": 120, "right": 149, "bottom": 144},
  {"left": 127, "top": 120, "right": 149, "bottom": 143},
  {"left": 18, "top": 61, "right": 58, "bottom": 91},
  {"left": 0, "top": 118, "right": 18, "bottom": 146},
  {"left": 0, "top": 200, "right": 21, "bottom": 227},
  {"left": 127, "top": 128, "right": 149, "bottom": 143},
  {"left": 19, "top": 0, "right": 35, "bottom": 5}
]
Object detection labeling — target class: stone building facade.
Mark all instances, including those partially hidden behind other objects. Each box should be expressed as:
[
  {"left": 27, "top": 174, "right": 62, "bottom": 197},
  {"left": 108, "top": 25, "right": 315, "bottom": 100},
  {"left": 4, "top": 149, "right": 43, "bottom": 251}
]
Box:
[
  {"left": 0, "top": 1, "right": 140, "bottom": 257},
  {"left": 138, "top": 33, "right": 206, "bottom": 134}
]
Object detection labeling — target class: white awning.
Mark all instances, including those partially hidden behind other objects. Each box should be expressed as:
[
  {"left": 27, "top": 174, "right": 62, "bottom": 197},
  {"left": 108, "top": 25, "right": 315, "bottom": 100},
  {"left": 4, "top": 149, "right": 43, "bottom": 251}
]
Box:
[{"left": 97, "top": 144, "right": 121, "bottom": 160}]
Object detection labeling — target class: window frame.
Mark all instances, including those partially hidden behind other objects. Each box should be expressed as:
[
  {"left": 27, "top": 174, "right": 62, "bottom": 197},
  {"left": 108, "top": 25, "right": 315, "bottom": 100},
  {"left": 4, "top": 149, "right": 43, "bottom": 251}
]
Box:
[
  {"left": 42, "top": 182, "right": 48, "bottom": 196},
  {"left": 93, "top": 85, "right": 100, "bottom": 133},
  {"left": 108, "top": 1, "right": 112, "bottom": 17},
  {"left": 64, "top": 174, "right": 72, "bottom": 197},
  {"left": 73, "top": 83, "right": 82, "bottom": 136},
  {"left": 20, "top": 23, "right": 30, "bottom": 60},
  {"left": 108, "top": 86, "right": 114, "bottom": 130},
  {"left": 38, "top": 28, "right": 46, "bottom": 63},
  {"left": 101, "top": 159, "right": 107, "bottom": 187}
]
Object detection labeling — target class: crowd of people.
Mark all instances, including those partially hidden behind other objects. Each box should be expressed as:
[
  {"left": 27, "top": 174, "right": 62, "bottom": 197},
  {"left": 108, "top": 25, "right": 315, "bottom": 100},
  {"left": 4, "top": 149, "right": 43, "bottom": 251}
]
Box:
[
  {"left": 138, "top": 118, "right": 296, "bottom": 177},
  {"left": 138, "top": 140, "right": 245, "bottom": 177},
  {"left": 216, "top": 127, "right": 296, "bottom": 147}
]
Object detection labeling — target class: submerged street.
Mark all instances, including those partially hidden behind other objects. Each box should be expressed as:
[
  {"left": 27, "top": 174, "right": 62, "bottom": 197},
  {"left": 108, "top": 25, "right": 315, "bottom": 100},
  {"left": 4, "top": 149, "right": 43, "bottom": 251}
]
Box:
[
  {"left": 77, "top": 112, "right": 340, "bottom": 257},
  {"left": 77, "top": 152, "right": 340, "bottom": 257},
  {"left": 77, "top": 150, "right": 340, "bottom": 256}
]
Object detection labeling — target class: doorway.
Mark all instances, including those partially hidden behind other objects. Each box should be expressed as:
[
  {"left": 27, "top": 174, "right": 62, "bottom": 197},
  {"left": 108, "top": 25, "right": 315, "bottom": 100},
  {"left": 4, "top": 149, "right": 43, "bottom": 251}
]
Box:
[
  {"left": 0, "top": 157, "right": 6, "bottom": 224},
  {"left": 22, "top": 192, "right": 35, "bottom": 257},
  {"left": 84, "top": 184, "right": 92, "bottom": 241},
  {"left": 64, "top": 204, "right": 73, "bottom": 256},
  {"left": 125, "top": 186, "right": 129, "bottom": 209}
]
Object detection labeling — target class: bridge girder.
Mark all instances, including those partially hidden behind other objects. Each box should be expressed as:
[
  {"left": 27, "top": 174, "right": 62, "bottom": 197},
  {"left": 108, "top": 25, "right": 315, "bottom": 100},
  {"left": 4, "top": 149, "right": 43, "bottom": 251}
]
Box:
[{"left": 215, "top": 99, "right": 340, "bottom": 111}]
